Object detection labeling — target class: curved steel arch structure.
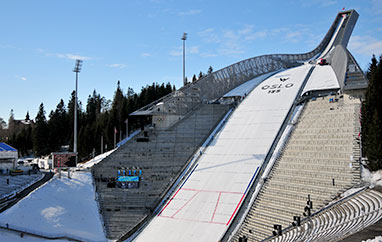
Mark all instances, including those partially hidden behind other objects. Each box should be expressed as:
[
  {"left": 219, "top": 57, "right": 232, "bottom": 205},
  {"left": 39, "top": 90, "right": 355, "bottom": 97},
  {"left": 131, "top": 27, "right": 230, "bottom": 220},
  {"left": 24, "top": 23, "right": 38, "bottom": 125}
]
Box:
[{"left": 131, "top": 9, "right": 365, "bottom": 120}]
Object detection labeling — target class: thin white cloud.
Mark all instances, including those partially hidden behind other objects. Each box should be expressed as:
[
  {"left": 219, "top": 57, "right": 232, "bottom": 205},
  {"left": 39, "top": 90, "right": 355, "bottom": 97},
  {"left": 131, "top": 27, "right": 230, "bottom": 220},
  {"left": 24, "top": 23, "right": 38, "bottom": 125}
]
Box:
[
  {"left": 106, "top": 64, "right": 127, "bottom": 69},
  {"left": 286, "top": 31, "right": 303, "bottom": 43},
  {"left": 169, "top": 48, "right": 182, "bottom": 57},
  {"left": 198, "top": 28, "right": 221, "bottom": 43},
  {"left": 169, "top": 46, "right": 199, "bottom": 57},
  {"left": 200, "top": 52, "right": 218, "bottom": 58},
  {"left": 15, "top": 75, "right": 27, "bottom": 81},
  {"left": 56, "top": 53, "right": 93, "bottom": 60},
  {"left": 141, "top": 53, "right": 152, "bottom": 57},
  {"left": 218, "top": 30, "right": 245, "bottom": 56},
  {"left": 46, "top": 53, "right": 93, "bottom": 61},
  {"left": 197, "top": 23, "right": 316, "bottom": 58},
  {"left": 371, "top": 0, "right": 382, "bottom": 15},
  {"left": 178, "top": 9, "right": 201, "bottom": 16},
  {"left": 238, "top": 25, "right": 254, "bottom": 35},
  {"left": 0, "top": 44, "right": 20, "bottom": 50},
  {"left": 299, "top": 0, "right": 337, "bottom": 7},
  {"left": 349, "top": 35, "right": 382, "bottom": 56},
  {"left": 245, "top": 31, "right": 267, "bottom": 41},
  {"left": 189, "top": 46, "right": 199, "bottom": 54}
]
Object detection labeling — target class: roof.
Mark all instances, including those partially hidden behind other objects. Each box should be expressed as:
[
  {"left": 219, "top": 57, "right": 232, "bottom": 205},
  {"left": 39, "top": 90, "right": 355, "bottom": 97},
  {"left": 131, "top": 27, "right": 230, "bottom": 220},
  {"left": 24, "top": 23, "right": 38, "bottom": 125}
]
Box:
[
  {"left": 0, "top": 143, "right": 17, "bottom": 152},
  {"left": 223, "top": 71, "right": 278, "bottom": 98}
]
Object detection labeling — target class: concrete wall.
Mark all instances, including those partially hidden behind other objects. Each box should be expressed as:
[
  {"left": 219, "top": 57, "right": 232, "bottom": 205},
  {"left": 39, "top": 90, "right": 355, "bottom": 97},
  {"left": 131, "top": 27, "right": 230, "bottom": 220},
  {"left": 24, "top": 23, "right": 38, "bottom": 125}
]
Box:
[
  {"left": 330, "top": 45, "right": 348, "bottom": 90},
  {"left": 152, "top": 114, "right": 182, "bottom": 129}
]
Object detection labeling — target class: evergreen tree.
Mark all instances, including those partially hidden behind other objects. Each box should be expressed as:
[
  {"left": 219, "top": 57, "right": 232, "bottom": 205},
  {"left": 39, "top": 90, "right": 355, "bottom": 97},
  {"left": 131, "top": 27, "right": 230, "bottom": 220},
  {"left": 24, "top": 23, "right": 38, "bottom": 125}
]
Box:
[
  {"left": 207, "top": 66, "right": 213, "bottom": 74},
  {"left": 366, "top": 55, "right": 378, "bottom": 80},
  {"left": 48, "top": 99, "right": 68, "bottom": 152},
  {"left": 25, "top": 111, "right": 30, "bottom": 121},
  {"left": 33, "top": 103, "right": 49, "bottom": 156},
  {"left": 5, "top": 80, "right": 175, "bottom": 160},
  {"left": 198, "top": 71, "right": 204, "bottom": 79},
  {"left": 8, "top": 109, "right": 15, "bottom": 131},
  {"left": 192, "top": 74, "right": 197, "bottom": 83},
  {"left": 111, "top": 80, "right": 126, "bottom": 143},
  {"left": 362, "top": 55, "right": 382, "bottom": 171}
]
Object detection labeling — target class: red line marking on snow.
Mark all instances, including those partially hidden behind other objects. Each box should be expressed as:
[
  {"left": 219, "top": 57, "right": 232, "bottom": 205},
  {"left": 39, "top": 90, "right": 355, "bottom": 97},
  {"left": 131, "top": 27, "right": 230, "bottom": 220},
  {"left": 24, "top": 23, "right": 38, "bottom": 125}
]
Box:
[
  {"left": 158, "top": 188, "right": 182, "bottom": 216},
  {"left": 170, "top": 190, "right": 200, "bottom": 218},
  {"left": 210, "top": 192, "right": 222, "bottom": 223},
  {"left": 226, "top": 193, "right": 245, "bottom": 225},
  {"left": 159, "top": 187, "right": 244, "bottom": 219}
]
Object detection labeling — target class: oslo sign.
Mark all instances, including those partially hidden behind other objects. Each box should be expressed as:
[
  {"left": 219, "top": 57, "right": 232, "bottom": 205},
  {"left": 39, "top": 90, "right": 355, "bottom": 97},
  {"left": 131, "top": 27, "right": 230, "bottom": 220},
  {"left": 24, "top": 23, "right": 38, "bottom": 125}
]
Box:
[{"left": 261, "top": 82, "right": 294, "bottom": 94}]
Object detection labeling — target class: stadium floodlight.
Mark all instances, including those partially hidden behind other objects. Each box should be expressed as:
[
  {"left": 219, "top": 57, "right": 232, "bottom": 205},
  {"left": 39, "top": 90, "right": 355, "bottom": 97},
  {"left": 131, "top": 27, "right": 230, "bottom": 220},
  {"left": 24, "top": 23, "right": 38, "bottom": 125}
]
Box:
[
  {"left": 73, "top": 59, "right": 83, "bottom": 167},
  {"left": 182, "top": 32, "right": 187, "bottom": 86}
]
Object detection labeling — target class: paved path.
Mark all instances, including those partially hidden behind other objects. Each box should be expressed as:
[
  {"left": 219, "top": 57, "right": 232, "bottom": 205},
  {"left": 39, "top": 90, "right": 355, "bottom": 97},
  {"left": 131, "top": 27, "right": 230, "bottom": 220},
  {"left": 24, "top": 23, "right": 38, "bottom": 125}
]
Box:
[
  {"left": 0, "top": 226, "right": 82, "bottom": 241},
  {"left": 0, "top": 172, "right": 54, "bottom": 213}
]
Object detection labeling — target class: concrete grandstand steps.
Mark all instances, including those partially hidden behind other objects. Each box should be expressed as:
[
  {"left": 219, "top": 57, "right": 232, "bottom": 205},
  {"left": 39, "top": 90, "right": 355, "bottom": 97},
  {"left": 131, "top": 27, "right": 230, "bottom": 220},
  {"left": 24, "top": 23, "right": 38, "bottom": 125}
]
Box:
[
  {"left": 233, "top": 94, "right": 362, "bottom": 241},
  {"left": 269, "top": 167, "right": 354, "bottom": 181},
  {"left": 274, "top": 163, "right": 353, "bottom": 173},
  {"left": 279, "top": 156, "right": 357, "bottom": 166},
  {"left": 269, "top": 175, "right": 352, "bottom": 188},
  {"left": 92, "top": 103, "right": 231, "bottom": 240}
]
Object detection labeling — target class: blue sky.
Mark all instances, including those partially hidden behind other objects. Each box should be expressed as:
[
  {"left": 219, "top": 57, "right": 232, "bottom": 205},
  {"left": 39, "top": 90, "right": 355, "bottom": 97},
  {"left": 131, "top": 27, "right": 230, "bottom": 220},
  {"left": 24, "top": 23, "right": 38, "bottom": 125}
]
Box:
[{"left": 1, "top": 0, "right": 381, "bottom": 121}]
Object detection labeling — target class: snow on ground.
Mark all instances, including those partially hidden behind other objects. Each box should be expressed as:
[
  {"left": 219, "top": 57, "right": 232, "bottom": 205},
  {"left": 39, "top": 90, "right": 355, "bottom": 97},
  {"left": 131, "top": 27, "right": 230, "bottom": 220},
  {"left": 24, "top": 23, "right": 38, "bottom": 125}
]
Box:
[
  {"left": 0, "top": 173, "right": 43, "bottom": 200},
  {"left": 0, "top": 171, "right": 106, "bottom": 242},
  {"left": 362, "top": 168, "right": 382, "bottom": 188},
  {"left": 0, "top": 228, "right": 68, "bottom": 242},
  {"left": 363, "top": 235, "right": 382, "bottom": 242},
  {"left": 77, "top": 149, "right": 116, "bottom": 169},
  {"left": 78, "top": 130, "right": 140, "bottom": 170},
  {"left": 339, "top": 187, "right": 365, "bottom": 199}
]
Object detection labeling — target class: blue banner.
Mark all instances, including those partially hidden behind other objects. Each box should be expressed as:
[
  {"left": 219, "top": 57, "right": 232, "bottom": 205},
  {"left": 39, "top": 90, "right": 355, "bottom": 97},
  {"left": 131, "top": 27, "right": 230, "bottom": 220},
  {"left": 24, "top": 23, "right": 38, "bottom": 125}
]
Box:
[{"left": 117, "top": 176, "right": 140, "bottom": 182}]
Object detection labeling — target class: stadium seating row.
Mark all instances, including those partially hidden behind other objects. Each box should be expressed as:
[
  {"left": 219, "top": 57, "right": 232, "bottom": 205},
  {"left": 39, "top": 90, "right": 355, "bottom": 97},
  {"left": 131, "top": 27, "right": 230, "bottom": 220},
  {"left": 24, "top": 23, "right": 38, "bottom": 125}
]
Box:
[
  {"left": 233, "top": 94, "right": 362, "bottom": 241},
  {"left": 92, "top": 104, "right": 231, "bottom": 239}
]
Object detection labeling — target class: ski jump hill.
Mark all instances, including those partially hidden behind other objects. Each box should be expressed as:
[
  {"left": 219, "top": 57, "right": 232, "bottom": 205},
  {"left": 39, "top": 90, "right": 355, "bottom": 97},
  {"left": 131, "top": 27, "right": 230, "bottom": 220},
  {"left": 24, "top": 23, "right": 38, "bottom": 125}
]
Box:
[{"left": 92, "top": 9, "right": 381, "bottom": 242}]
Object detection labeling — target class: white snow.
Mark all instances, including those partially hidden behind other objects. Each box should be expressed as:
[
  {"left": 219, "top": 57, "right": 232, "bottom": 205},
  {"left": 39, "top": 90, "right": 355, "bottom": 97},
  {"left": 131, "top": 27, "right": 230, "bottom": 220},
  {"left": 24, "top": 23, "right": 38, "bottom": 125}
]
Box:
[
  {"left": 0, "top": 228, "right": 68, "bottom": 242},
  {"left": 0, "top": 171, "right": 106, "bottom": 242},
  {"left": 363, "top": 236, "right": 382, "bottom": 242},
  {"left": 136, "top": 64, "right": 313, "bottom": 242},
  {"left": 0, "top": 173, "right": 44, "bottom": 200},
  {"left": 77, "top": 149, "right": 116, "bottom": 169},
  {"left": 302, "top": 65, "right": 340, "bottom": 94},
  {"left": 339, "top": 187, "right": 365, "bottom": 199},
  {"left": 362, "top": 168, "right": 382, "bottom": 188},
  {"left": 223, "top": 71, "right": 278, "bottom": 98},
  {"left": 78, "top": 129, "right": 140, "bottom": 169}
]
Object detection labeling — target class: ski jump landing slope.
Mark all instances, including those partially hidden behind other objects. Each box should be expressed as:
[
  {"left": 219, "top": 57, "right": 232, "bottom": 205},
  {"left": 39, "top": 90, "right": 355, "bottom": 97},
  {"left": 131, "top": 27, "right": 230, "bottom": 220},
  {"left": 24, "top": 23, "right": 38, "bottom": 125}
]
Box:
[{"left": 136, "top": 64, "right": 313, "bottom": 242}]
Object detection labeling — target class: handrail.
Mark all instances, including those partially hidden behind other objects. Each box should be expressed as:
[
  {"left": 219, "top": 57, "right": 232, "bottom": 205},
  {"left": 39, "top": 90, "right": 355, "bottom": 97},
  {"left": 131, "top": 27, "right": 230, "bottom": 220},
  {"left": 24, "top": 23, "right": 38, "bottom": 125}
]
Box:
[
  {"left": 130, "top": 10, "right": 358, "bottom": 120},
  {"left": 260, "top": 185, "right": 368, "bottom": 242}
]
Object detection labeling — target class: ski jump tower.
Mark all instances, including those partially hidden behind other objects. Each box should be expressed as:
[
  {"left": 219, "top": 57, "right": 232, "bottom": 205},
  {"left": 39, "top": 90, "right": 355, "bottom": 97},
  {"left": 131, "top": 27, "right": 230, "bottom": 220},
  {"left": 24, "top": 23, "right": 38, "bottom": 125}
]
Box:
[{"left": 93, "top": 10, "right": 373, "bottom": 242}]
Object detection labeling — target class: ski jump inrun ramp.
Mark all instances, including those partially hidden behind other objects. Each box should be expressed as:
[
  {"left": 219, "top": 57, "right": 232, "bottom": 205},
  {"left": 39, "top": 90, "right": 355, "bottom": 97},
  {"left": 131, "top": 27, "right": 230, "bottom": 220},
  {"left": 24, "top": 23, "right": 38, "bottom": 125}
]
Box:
[{"left": 135, "top": 10, "right": 364, "bottom": 242}]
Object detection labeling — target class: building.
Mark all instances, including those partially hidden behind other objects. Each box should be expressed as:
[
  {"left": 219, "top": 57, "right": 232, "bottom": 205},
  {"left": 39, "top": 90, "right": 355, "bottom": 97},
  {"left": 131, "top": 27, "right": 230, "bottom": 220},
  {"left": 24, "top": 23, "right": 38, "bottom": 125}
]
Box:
[{"left": 0, "top": 142, "right": 18, "bottom": 171}]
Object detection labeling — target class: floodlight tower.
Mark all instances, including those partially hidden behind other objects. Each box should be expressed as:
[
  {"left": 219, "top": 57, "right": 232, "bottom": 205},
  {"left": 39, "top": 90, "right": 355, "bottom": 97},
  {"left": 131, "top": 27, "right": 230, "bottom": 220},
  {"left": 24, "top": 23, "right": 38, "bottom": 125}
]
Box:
[
  {"left": 182, "top": 32, "right": 187, "bottom": 86},
  {"left": 73, "top": 59, "right": 82, "bottom": 166}
]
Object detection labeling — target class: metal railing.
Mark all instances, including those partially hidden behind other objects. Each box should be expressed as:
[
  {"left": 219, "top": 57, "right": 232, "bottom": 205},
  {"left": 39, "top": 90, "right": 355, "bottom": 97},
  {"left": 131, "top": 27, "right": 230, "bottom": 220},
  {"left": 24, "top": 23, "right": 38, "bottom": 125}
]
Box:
[{"left": 130, "top": 11, "right": 349, "bottom": 118}]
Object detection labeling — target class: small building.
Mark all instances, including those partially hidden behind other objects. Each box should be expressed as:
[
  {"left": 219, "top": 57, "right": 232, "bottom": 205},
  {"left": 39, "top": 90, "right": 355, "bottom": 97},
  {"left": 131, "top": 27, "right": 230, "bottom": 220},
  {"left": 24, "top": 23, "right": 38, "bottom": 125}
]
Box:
[{"left": 0, "top": 142, "right": 18, "bottom": 170}]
